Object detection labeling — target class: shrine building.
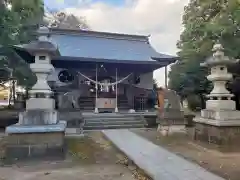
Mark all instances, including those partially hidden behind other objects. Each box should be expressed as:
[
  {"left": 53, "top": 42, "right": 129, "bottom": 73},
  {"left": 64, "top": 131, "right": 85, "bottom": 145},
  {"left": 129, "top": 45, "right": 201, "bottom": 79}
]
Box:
[{"left": 13, "top": 28, "right": 177, "bottom": 113}]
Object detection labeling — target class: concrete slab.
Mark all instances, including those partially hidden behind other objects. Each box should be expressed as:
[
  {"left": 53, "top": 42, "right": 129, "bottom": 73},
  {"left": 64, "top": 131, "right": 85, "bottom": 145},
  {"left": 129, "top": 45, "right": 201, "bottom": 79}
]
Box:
[{"left": 102, "top": 129, "right": 226, "bottom": 180}]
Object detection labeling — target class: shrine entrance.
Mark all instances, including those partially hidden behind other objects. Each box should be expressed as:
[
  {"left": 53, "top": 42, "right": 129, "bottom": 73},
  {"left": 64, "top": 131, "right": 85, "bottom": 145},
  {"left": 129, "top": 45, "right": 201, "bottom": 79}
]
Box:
[{"left": 77, "top": 65, "right": 132, "bottom": 113}]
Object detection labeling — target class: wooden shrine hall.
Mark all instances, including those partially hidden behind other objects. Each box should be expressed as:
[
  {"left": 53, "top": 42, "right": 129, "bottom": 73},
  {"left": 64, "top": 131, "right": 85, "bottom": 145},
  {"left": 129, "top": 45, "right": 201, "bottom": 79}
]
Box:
[{"left": 12, "top": 28, "right": 177, "bottom": 113}]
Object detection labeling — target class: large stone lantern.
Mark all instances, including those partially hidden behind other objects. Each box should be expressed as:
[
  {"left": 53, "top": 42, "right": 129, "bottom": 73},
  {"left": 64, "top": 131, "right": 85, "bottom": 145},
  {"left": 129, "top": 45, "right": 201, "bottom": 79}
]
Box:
[
  {"left": 193, "top": 43, "right": 240, "bottom": 149},
  {"left": 5, "top": 27, "right": 67, "bottom": 162},
  {"left": 202, "top": 44, "right": 236, "bottom": 111}
]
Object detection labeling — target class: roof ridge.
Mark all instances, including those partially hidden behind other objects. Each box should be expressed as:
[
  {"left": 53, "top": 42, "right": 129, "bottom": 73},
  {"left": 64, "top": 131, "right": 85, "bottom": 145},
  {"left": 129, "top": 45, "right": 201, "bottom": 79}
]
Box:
[{"left": 49, "top": 27, "right": 149, "bottom": 42}]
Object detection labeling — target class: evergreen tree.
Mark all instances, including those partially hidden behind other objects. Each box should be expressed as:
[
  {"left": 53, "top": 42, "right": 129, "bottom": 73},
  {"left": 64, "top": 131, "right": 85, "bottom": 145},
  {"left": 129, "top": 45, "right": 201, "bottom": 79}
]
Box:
[
  {"left": 168, "top": 0, "right": 240, "bottom": 108},
  {"left": 0, "top": 0, "right": 44, "bottom": 103}
]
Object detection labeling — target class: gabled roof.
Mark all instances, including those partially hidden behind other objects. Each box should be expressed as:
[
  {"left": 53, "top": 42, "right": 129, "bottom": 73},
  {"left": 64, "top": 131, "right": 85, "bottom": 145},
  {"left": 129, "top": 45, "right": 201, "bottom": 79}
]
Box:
[
  {"left": 47, "top": 28, "right": 177, "bottom": 63},
  {"left": 11, "top": 28, "right": 177, "bottom": 74}
]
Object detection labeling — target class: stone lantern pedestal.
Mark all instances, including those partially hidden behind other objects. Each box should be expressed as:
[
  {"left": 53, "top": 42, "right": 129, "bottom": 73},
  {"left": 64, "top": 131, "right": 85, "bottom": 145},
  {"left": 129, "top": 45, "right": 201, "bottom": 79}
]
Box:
[
  {"left": 5, "top": 27, "right": 67, "bottom": 162},
  {"left": 193, "top": 44, "right": 240, "bottom": 150}
]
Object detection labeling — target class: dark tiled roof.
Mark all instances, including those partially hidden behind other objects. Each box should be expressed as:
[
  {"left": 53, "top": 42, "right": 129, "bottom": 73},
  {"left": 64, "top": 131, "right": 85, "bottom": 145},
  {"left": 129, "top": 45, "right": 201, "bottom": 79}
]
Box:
[
  {"left": 22, "top": 41, "right": 59, "bottom": 56},
  {"left": 47, "top": 28, "right": 176, "bottom": 62}
]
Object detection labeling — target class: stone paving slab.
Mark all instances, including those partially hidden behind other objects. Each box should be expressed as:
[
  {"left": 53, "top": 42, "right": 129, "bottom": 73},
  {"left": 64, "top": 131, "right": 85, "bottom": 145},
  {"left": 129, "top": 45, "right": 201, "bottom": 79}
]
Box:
[{"left": 102, "top": 129, "right": 226, "bottom": 180}]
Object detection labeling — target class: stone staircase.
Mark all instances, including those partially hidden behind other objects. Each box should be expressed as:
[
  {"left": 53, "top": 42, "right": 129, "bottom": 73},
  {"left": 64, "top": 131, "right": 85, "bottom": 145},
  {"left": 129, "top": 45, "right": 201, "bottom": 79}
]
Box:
[
  {"left": 82, "top": 113, "right": 147, "bottom": 130},
  {"left": 118, "top": 98, "right": 130, "bottom": 110},
  {"left": 78, "top": 97, "right": 95, "bottom": 111}
]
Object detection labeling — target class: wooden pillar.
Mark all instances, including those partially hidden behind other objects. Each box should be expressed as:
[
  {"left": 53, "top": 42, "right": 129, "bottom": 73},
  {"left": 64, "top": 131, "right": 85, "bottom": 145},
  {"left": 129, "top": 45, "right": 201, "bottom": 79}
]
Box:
[
  {"left": 115, "top": 68, "right": 119, "bottom": 113},
  {"left": 94, "top": 64, "right": 98, "bottom": 113},
  {"left": 165, "top": 66, "right": 168, "bottom": 89}
]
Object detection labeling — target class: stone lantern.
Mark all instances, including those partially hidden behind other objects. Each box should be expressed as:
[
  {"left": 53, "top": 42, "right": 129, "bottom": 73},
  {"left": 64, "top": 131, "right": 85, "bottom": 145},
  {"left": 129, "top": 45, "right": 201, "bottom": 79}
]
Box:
[
  {"left": 193, "top": 43, "right": 240, "bottom": 148},
  {"left": 5, "top": 27, "right": 67, "bottom": 162},
  {"left": 202, "top": 44, "right": 236, "bottom": 111}
]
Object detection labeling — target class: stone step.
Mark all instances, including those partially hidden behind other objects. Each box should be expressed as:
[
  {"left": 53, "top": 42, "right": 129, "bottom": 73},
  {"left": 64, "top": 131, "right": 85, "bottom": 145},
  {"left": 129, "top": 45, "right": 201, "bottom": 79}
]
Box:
[
  {"left": 80, "top": 105, "right": 129, "bottom": 108},
  {"left": 83, "top": 124, "right": 144, "bottom": 130},
  {"left": 83, "top": 113, "right": 141, "bottom": 117},
  {"left": 82, "top": 112, "right": 156, "bottom": 117},
  {"left": 66, "top": 128, "right": 148, "bottom": 134},
  {"left": 79, "top": 106, "right": 95, "bottom": 108},
  {"left": 85, "top": 120, "right": 143, "bottom": 125},
  {"left": 79, "top": 107, "right": 95, "bottom": 110},
  {"left": 78, "top": 101, "right": 129, "bottom": 104},
  {"left": 83, "top": 114, "right": 138, "bottom": 118},
  {"left": 79, "top": 103, "right": 95, "bottom": 105},
  {"left": 79, "top": 103, "right": 94, "bottom": 106},
  {"left": 79, "top": 99, "right": 128, "bottom": 102},
  {"left": 79, "top": 103, "right": 129, "bottom": 106},
  {"left": 83, "top": 113, "right": 146, "bottom": 130},
  {"left": 79, "top": 105, "right": 130, "bottom": 109},
  {"left": 64, "top": 111, "right": 147, "bottom": 130},
  {"left": 79, "top": 108, "right": 131, "bottom": 112},
  {"left": 84, "top": 118, "right": 139, "bottom": 122},
  {"left": 79, "top": 99, "right": 128, "bottom": 101},
  {"left": 84, "top": 117, "right": 138, "bottom": 122},
  {"left": 67, "top": 119, "right": 145, "bottom": 128}
]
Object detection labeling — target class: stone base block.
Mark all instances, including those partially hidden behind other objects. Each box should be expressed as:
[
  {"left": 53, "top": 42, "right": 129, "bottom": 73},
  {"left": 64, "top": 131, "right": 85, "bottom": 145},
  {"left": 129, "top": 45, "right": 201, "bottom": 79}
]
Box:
[
  {"left": 201, "top": 109, "right": 240, "bottom": 121},
  {"left": 19, "top": 110, "right": 58, "bottom": 125},
  {"left": 26, "top": 98, "right": 55, "bottom": 110},
  {"left": 5, "top": 132, "right": 66, "bottom": 163},
  {"left": 206, "top": 99, "right": 235, "bottom": 110},
  {"left": 5, "top": 121, "right": 67, "bottom": 163},
  {"left": 156, "top": 110, "right": 185, "bottom": 125},
  {"left": 194, "top": 122, "right": 240, "bottom": 152},
  {"left": 6, "top": 121, "right": 67, "bottom": 134},
  {"left": 194, "top": 116, "right": 240, "bottom": 126}
]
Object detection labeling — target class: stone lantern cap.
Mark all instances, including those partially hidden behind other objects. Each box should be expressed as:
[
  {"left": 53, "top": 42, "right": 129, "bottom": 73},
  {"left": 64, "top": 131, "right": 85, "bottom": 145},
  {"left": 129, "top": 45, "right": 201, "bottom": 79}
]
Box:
[
  {"left": 23, "top": 26, "right": 59, "bottom": 57},
  {"left": 200, "top": 43, "right": 238, "bottom": 67}
]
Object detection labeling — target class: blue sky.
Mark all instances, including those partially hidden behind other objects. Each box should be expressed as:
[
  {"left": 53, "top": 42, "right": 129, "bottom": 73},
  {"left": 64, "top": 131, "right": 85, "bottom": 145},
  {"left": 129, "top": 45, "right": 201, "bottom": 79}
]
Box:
[{"left": 44, "top": 0, "right": 124, "bottom": 10}]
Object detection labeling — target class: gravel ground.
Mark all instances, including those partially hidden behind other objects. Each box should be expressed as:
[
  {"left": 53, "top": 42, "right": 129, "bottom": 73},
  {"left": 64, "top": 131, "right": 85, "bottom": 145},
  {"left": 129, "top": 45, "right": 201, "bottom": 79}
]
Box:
[
  {"left": 0, "top": 131, "right": 149, "bottom": 180},
  {"left": 133, "top": 128, "right": 240, "bottom": 180}
]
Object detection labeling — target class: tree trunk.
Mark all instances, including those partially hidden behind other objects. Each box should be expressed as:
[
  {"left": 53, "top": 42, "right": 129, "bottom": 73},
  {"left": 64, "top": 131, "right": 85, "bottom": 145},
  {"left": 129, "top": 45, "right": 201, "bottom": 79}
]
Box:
[
  {"left": 12, "top": 80, "right": 16, "bottom": 104},
  {"left": 8, "top": 84, "right": 12, "bottom": 106}
]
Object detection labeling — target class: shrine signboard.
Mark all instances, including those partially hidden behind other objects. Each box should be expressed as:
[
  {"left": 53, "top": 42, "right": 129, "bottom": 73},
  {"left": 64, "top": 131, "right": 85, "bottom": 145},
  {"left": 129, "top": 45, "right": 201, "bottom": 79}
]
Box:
[{"left": 96, "top": 98, "right": 116, "bottom": 109}]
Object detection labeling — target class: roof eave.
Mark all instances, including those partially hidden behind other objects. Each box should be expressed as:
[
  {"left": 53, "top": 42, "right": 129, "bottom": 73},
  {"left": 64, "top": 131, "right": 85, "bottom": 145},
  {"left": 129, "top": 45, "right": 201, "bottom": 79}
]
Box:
[
  {"left": 151, "top": 56, "right": 178, "bottom": 65},
  {"left": 12, "top": 44, "right": 61, "bottom": 57},
  {"left": 55, "top": 56, "right": 166, "bottom": 65}
]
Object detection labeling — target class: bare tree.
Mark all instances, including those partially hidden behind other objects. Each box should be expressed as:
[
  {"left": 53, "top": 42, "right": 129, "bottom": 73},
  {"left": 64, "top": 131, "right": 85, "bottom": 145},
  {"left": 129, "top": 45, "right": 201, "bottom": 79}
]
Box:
[{"left": 44, "top": 10, "right": 90, "bottom": 30}]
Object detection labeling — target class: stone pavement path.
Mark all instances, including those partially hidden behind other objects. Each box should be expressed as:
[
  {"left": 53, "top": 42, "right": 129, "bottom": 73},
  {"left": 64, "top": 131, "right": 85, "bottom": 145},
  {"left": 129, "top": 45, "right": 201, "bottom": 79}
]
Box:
[{"left": 103, "top": 129, "right": 225, "bottom": 180}]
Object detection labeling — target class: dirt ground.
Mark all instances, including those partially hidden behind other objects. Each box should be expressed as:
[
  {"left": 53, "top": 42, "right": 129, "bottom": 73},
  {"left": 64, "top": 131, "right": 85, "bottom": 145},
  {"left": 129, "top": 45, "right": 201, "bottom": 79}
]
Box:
[
  {"left": 0, "top": 132, "right": 149, "bottom": 180},
  {"left": 133, "top": 128, "right": 240, "bottom": 180}
]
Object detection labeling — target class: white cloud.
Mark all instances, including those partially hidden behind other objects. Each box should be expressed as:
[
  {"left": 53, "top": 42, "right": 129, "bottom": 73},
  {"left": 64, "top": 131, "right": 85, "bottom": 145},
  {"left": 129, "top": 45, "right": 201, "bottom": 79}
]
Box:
[{"left": 64, "top": 0, "right": 188, "bottom": 87}]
